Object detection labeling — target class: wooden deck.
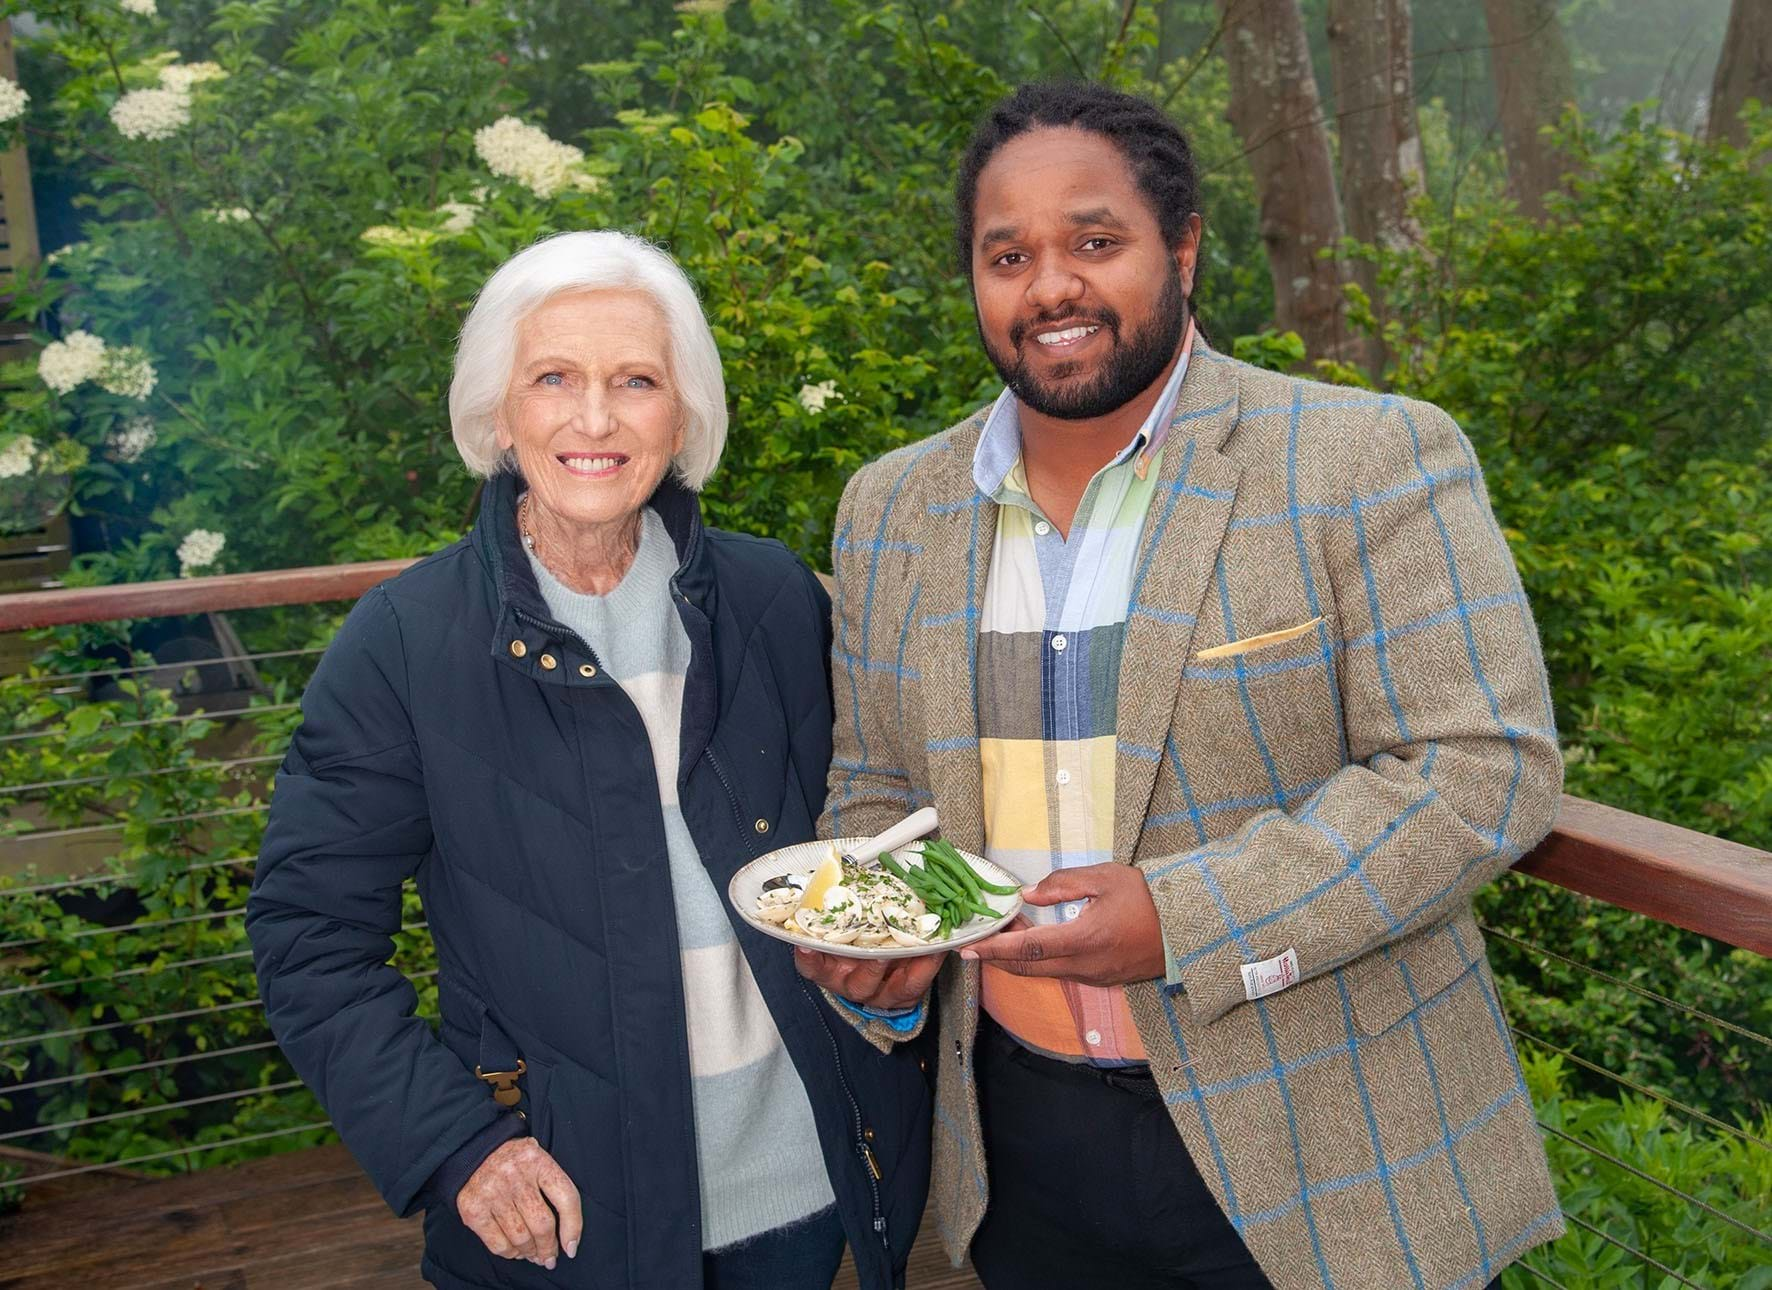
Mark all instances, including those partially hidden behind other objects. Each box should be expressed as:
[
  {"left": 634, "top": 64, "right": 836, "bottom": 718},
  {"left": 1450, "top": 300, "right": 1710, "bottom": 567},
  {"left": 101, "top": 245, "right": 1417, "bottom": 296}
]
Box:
[{"left": 0, "top": 1143, "right": 983, "bottom": 1289}]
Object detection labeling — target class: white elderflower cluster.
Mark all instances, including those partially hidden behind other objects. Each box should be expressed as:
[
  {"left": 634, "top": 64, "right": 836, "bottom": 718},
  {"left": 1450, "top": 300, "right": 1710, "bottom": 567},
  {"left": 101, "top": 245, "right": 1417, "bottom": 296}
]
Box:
[
  {"left": 110, "top": 416, "right": 158, "bottom": 463},
  {"left": 110, "top": 87, "right": 191, "bottom": 140},
  {"left": 177, "top": 528, "right": 226, "bottom": 576},
  {"left": 473, "top": 116, "right": 585, "bottom": 199},
  {"left": 44, "top": 243, "right": 87, "bottom": 267},
  {"left": 38, "top": 331, "right": 108, "bottom": 394},
  {"left": 797, "top": 380, "right": 840, "bottom": 414},
  {"left": 97, "top": 346, "right": 157, "bottom": 400},
  {"left": 0, "top": 76, "right": 27, "bottom": 125},
  {"left": 0, "top": 436, "right": 37, "bottom": 480},
  {"left": 158, "top": 62, "right": 226, "bottom": 92},
  {"left": 120, "top": 0, "right": 158, "bottom": 15},
  {"left": 436, "top": 201, "right": 479, "bottom": 234},
  {"left": 205, "top": 207, "right": 253, "bottom": 223},
  {"left": 360, "top": 224, "right": 435, "bottom": 249}
]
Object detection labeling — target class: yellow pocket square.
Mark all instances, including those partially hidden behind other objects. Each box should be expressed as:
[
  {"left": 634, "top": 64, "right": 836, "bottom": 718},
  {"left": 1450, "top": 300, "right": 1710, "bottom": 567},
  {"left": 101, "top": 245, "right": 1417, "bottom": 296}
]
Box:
[{"left": 1194, "top": 617, "right": 1324, "bottom": 661}]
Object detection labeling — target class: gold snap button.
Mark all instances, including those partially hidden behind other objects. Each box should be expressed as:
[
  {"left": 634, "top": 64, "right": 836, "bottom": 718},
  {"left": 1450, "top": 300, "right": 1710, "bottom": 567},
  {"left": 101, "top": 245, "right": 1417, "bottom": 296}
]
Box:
[
  {"left": 753, "top": 818, "right": 770, "bottom": 834},
  {"left": 918, "top": 1058, "right": 928, "bottom": 1073},
  {"left": 863, "top": 1127, "right": 875, "bottom": 1141},
  {"left": 578, "top": 663, "right": 597, "bottom": 679},
  {"left": 509, "top": 640, "right": 527, "bottom": 658},
  {"left": 539, "top": 653, "right": 557, "bottom": 670}
]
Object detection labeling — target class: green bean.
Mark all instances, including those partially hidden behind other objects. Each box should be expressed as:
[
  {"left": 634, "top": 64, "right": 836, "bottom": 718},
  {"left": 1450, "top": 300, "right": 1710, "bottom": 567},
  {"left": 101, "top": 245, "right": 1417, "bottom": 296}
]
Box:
[{"left": 922, "top": 839, "right": 1022, "bottom": 897}]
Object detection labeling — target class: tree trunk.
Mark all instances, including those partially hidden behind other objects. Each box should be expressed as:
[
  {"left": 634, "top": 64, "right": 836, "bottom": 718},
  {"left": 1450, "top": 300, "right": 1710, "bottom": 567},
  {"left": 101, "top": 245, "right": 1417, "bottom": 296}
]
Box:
[
  {"left": 1708, "top": 0, "right": 1772, "bottom": 150},
  {"left": 1216, "top": 0, "right": 1354, "bottom": 364},
  {"left": 1481, "top": 0, "right": 1577, "bottom": 219},
  {"left": 1326, "top": 0, "right": 1424, "bottom": 375}
]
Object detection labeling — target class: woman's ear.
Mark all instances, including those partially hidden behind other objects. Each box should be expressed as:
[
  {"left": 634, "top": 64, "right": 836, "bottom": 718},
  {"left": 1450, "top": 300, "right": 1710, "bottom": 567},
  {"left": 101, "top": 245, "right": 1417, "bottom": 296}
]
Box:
[{"left": 493, "top": 405, "right": 514, "bottom": 453}]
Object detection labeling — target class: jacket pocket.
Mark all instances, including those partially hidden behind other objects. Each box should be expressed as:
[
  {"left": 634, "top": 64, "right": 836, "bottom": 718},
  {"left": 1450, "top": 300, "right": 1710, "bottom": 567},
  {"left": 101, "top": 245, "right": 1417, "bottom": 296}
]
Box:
[
  {"left": 1349, "top": 925, "right": 1481, "bottom": 1038},
  {"left": 1194, "top": 616, "right": 1324, "bottom": 661}
]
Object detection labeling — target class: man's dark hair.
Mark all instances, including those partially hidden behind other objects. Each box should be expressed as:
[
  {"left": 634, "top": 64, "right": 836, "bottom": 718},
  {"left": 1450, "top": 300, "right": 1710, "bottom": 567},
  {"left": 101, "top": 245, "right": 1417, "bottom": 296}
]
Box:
[{"left": 955, "top": 81, "right": 1202, "bottom": 279}]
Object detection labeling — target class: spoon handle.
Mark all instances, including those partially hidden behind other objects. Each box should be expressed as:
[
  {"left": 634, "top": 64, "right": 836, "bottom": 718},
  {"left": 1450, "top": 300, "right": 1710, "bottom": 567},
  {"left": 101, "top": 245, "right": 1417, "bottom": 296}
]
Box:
[{"left": 846, "top": 807, "right": 941, "bottom": 866}]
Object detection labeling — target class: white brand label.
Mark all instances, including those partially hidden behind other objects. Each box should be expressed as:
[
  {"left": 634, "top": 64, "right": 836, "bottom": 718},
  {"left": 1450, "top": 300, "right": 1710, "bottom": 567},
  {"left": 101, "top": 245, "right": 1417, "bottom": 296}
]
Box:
[{"left": 1240, "top": 947, "right": 1301, "bottom": 1001}]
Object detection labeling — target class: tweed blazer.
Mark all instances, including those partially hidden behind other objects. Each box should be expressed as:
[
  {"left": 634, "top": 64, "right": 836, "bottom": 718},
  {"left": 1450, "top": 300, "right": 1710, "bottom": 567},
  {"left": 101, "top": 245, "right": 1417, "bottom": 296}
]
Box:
[{"left": 818, "top": 344, "right": 1566, "bottom": 1290}]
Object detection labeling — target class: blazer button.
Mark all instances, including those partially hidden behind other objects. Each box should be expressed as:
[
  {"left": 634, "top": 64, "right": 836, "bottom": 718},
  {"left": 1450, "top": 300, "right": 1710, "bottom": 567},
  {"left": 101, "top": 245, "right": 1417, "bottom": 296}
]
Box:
[
  {"left": 509, "top": 640, "right": 527, "bottom": 658},
  {"left": 539, "top": 653, "right": 558, "bottom": 670},
  {"left": 754, "top": 818, "right": 770, "bottom": 834},
  {"left": 579, "top": 663, "right": 597, "bottom": 679}
]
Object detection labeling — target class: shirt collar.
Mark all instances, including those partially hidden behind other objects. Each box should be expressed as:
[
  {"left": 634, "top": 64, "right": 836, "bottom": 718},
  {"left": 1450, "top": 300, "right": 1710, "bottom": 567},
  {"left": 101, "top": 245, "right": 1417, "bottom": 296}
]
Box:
[{"left": 971, "top": 316, "right": 1197, "bottom": 500}]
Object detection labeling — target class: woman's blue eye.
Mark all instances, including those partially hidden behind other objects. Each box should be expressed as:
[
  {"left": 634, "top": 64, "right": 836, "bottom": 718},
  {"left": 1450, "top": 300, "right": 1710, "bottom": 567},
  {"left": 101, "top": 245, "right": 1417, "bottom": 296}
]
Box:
[
  {"left": 625, "top": 375, "right": 655, "bottom": 389},
  {"left": 539, "top": 372, "right": 564, "bottom": 386}
]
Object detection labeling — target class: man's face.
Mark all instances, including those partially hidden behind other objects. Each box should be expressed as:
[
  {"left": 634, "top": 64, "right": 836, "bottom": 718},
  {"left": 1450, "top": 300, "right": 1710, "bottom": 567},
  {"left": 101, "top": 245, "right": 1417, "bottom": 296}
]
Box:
[{"left": 969, "top": 126, "right": 1197, "bottom": 421}]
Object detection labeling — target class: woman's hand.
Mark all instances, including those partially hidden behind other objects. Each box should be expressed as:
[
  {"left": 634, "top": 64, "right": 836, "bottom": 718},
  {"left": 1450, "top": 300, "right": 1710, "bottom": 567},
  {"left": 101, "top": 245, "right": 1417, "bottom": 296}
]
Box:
[
  {"left": 456, "top": 1137, "right": 583, "bottom": 1270},
  {"left": 795, "top": 945, "right": 944, "bottom": 1012}
]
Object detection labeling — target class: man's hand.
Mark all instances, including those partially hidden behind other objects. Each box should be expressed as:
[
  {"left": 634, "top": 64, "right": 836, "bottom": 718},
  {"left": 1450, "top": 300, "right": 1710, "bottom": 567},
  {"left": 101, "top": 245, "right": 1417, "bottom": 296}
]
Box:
[
  {"left": 960, "top": 862, "right": 1166, "bottom": 987},
  {"left": 794, "top": 945, "right": 944, "bottom": 1013},
  {"left": 456, "top": 1137, "right": 583, "bottom": 1271}
]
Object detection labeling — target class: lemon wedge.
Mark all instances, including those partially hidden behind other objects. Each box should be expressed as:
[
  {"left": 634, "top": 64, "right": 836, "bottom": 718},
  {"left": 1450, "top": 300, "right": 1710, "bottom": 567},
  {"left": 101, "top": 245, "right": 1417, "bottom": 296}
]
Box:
[{"left": 795, "top": 851, "right": 845, "bottom": 913}]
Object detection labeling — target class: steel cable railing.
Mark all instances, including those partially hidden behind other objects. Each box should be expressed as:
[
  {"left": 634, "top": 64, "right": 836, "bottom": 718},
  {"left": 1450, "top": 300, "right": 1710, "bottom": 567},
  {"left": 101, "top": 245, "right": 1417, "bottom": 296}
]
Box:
[
  {"left": 0, "top": 701, "right": 300, "bottom": 746},
  {"left": 0, "top": 1039, "right": 283, "bottom": 1096},
  {"left": 0, "top": 1078, "right": 306, "bottom": 1144},
  {"left": 0, "top": 754, "right": 282, "bottom": 799},
  {"left": 0, "top": 854, "right": 255, "bottom": 899},
  {"left": 0, "top": 963, "right": 435, "bottom": 1053},
  {"left": 1480, "top": 921, "right": 1772, "bottom": 1050},
  {"left": 0, "top": 803, "right": 268, "bottom": 845},
  {"left": 1515, "top": 1260, "right": 1571, "bottom": 1290},
  {"left": 1511, "top": 1025, "right": 1771, "bottom": 1151},
  {"left": 0, "top": 946, "right": 256, "bottom": 999},
  {"left": 1558, "top": 1213, "right": 1708, "bottom": 1290},
  {"left": 1536, "top": 1122, "right": 1771, "bottom": 1246},
  {"left": 8, "top": 1120, "right": 335, "bottom": 1186},
  {"left": 6, "top": 646, "right": 326, "bottom": 688}
]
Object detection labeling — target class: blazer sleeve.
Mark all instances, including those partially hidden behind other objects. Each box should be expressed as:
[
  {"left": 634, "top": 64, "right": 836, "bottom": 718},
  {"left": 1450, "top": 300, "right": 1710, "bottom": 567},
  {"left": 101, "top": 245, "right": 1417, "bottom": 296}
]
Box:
[
  {"left": 247, "top": 587, "right": 520, "bottom": 1216},
  {"left": 815, "top": 465, "right": 932, "bottom": 1049},
  {"left": 818, "top": 464, "right": 926, "bottom": 844},
  {"left": 1139, "top": 400, "right": 1563, "bottom": 1025}
]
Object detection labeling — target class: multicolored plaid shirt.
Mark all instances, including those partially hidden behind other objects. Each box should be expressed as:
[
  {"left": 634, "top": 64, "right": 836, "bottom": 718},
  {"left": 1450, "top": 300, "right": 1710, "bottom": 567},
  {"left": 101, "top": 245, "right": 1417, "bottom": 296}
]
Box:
[{"left": 974, "top": 322, "right": 1195, "bottom": 1067}]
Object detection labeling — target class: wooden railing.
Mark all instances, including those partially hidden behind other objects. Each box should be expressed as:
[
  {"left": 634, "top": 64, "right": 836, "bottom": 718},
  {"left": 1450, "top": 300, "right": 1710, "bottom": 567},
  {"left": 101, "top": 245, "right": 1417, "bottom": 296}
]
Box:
[{"left": 3, "top": 558, "right": 1766, "bottom": 956}]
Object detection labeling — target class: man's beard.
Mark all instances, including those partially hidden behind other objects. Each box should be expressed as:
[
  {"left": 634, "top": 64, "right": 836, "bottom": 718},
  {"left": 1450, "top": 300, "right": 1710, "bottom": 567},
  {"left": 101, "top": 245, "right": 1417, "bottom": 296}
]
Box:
[{"left": 981, "top": 264, "right": 1188, "bottom": 422}]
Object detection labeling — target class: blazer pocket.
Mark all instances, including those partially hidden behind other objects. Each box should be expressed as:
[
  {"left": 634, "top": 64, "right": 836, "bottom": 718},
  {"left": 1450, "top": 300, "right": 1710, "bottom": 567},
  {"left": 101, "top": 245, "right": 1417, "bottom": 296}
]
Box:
[
  {"left": 1194, "top": 616, "right": 1324, "bottom": 661},
  {"left": 1349, "top": 926, "right": 1481, "bottom": 1038}
]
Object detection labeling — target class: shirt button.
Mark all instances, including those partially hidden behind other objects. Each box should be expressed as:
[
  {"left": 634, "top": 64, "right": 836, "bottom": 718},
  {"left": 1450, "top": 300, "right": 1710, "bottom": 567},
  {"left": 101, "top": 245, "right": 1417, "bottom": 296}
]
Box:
[
  {"left": 509, "top": 640, "right": 527, "bottom": 658},
  {"left": 1055, "top": 769, "right": 1071, "bottom": 786},
  {"left": 1085, "top": 1029, "right": 1102, "bottom": 1047},
  {"left": 578, "top": 663, "right": 597, "bottom": 679},
  {"left": 1034, "top": 520, "right": 1051, "bottom": 536},
  {"left": 1064, "top": 903, "right": 1082, "bottom": 920},
  {"left": 1051, "top": 634, "right": 1067, "bottom": 653}
]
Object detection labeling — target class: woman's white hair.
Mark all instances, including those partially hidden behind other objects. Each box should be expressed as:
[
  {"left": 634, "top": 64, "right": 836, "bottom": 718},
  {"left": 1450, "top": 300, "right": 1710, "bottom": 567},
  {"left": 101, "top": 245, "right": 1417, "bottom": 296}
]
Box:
[{"left": 448, "top": 230, "right": 727, "bottom": 488}]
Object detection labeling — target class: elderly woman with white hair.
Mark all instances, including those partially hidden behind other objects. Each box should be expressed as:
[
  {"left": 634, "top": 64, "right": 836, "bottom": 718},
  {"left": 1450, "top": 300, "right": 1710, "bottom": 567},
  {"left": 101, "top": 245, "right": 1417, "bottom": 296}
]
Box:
[{"left": 247, "top": 231, "right": 933, "bottom": 1290}]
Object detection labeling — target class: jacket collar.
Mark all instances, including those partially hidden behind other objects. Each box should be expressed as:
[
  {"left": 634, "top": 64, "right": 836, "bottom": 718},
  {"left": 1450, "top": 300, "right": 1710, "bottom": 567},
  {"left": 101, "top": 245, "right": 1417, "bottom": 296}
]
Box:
[
  {"left": 472, "top": 469, "right": 717, "bottom": 672},
  {"left": 913, "top": 339, "right": 1245, "bottom": 862}
]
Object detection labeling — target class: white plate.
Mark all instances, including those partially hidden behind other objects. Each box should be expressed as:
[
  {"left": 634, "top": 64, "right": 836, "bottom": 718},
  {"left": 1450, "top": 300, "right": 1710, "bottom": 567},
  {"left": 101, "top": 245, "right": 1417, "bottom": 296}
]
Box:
[{"left": 728, "top": 838, "right": 1023, "bottom": 959}]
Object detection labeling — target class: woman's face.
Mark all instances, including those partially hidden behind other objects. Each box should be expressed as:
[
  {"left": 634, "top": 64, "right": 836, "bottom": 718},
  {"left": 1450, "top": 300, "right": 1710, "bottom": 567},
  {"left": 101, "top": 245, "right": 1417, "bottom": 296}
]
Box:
[{"left": 496, "top": 289, "right": 684, "bottom": 535}]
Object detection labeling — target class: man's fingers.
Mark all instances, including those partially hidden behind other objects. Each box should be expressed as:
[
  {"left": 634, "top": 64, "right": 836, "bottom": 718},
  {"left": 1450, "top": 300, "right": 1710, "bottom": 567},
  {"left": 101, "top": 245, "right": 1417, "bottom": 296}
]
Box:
[
  {"left": 540, "top": 1164, "right": 584, "bottom": 1260},
  {"left": 1021, "top": 863, "right": 1110, "bottom": 906},
  {"left": 960, "top": 923, "right": 1087, "bottom": 974}
]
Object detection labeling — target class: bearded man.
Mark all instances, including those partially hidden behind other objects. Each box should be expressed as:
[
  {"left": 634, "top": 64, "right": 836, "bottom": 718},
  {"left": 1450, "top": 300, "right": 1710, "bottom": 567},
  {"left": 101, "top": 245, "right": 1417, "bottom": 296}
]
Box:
[{"left": 797, "top": 82, "right": 1564, "bottom": 1290}]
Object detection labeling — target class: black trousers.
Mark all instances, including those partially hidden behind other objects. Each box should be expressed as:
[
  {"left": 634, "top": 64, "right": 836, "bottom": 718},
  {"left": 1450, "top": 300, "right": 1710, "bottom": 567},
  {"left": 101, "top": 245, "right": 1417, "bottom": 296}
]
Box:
[{"left": 969, "top": 1015, "right": 1274, "bottom": 1290}]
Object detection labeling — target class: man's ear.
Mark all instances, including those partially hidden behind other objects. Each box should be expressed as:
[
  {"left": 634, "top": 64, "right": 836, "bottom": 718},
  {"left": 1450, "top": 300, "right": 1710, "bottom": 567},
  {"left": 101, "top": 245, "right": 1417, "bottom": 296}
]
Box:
[{"left": 1175, "top": 213, "right": 1204, "bottom": 299}]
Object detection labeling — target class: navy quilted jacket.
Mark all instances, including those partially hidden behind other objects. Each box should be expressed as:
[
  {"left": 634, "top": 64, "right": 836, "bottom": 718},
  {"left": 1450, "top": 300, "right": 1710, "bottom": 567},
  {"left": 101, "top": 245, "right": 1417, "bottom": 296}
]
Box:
[{"left": 248, "top": 471, "right": 932, "bottom": 1289}]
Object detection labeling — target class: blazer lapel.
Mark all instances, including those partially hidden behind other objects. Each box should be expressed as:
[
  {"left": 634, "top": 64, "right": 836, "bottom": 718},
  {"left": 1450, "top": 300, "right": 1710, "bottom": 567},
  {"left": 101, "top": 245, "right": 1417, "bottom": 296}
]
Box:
[
  {"left": 912, "top": 423, "right": 995, "bottom": 858},
  {"left": 1113, "top": 348, "right": 1244, "bottom": 865}
]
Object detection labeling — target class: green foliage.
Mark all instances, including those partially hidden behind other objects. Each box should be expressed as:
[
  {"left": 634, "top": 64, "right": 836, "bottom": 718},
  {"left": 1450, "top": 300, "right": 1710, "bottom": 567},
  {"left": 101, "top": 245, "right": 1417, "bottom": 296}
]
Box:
[
  {"left": 1, "top": 5, "right": 1767, "bottom": 1281},
  {"left": 1495, "top": 1050, "right": 1772, "bottom": 1289}
]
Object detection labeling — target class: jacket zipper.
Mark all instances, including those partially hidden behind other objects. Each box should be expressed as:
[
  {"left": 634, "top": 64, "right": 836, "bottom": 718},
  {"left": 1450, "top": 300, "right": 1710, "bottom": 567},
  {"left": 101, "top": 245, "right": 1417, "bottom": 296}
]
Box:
[{"left": 797, "top": 977, "right": 889, "bottom": 1258}]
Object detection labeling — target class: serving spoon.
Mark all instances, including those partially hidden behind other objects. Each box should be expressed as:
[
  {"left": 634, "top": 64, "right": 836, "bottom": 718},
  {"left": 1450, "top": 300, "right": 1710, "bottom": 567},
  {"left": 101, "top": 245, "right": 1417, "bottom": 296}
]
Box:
[{"left": 760, "top": 806, "right": 941, "bottom": 893}]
